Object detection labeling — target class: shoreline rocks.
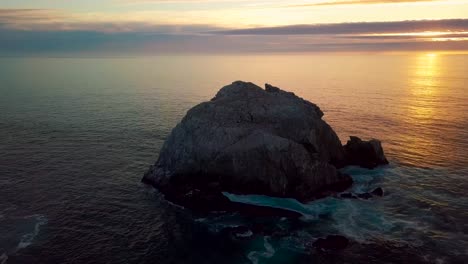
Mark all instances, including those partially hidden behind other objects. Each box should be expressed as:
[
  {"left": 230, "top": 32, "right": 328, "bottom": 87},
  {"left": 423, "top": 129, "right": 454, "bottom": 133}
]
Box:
[
  {"left": 143, "top": 81, "right": 388, "bottom": 213},
  {"left": 371, "top": 187, "right": 384, "bottom": 197},
  {"left": 339, "top": 187, "right": 385, "bottom": 200},
  {"left": 344, "top": 136, "right": 389, "bottom": 169},
  {"left": 142, "top": 176, "right": 303, "bottom": 218},
  {"left": 313, "top": 235, "right": 349, "bottom": 251}
]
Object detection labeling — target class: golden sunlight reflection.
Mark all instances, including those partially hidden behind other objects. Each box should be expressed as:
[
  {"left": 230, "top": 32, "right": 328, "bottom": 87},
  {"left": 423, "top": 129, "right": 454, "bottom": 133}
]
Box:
[
  {"left": 410, "top": 53, "right": 440, "bottom": 98},
  {"left": 398, "top": 53, "right": 443, "bottom": 167}
]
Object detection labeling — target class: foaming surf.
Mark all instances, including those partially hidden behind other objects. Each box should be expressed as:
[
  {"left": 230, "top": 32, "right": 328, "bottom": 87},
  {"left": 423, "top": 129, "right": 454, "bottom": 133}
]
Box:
[
  {"left": 0, "top": 214, "right": 47, "bottom": 263},
  {"left": 221, "top": 164, "right": 460, "bottom": 254},
  {"left": 17, "top": 215, "right": 48, "bottom": 250},
  {"left": 247, "top": 237, "right": 275, "bottom": 264}
]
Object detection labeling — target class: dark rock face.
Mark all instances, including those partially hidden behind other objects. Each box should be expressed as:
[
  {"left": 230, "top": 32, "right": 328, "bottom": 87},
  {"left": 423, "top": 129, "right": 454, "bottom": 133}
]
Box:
[
  {"left": 220, "top": 226, "right": 253, "bottom": 240},
  {"left": 357, "top": 193, "right": 373, "bottom": 200},
  {"left": 313, "top": 235, "right": 349, "bottom": 251},
  {"left": 340, "top": 193, "right": 358, "bottom": 199},
  {"left": 371, "top": 187, "right": 384, "bottom": 197},
  {"left": 344, "top": 136, "right": 389, "bottom": 169},
  {"left": 143, "top": 81, "right": 387, "bottom": 213},
  {"left": 142, "top": 177, "right": 303, "bottom": 217},
  {"left": 339, "top": 187, "right": 385, "bottom": 200}
]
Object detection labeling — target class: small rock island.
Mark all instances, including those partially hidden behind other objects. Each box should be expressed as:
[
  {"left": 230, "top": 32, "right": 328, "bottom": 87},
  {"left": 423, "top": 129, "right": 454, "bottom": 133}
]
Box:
[{"left": 143, "top": 81, "right": 388, "bottom": 213}]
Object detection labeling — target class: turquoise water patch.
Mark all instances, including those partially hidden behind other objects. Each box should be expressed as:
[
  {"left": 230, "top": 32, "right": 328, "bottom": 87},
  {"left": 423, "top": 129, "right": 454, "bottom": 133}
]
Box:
[{"left": 222, "top": 192, "right": 315, "bottom": 218}]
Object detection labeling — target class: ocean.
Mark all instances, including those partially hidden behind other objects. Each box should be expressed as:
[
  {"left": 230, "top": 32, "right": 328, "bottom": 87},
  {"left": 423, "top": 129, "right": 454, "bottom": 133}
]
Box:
[{"left": 0, "top": 53, "right": 467, "bottom": 263}]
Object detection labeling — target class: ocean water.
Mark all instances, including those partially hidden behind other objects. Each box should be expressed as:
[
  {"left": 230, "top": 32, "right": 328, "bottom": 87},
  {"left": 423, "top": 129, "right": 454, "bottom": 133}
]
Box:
[{"left": 0, "top": 53, "right": 467, "bottom": 264}]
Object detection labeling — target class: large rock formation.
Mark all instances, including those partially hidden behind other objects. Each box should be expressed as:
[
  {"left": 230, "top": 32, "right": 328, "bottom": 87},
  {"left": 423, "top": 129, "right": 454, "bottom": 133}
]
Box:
[{"left": 143, "top": 81, "right": 387, "bottom": 212}]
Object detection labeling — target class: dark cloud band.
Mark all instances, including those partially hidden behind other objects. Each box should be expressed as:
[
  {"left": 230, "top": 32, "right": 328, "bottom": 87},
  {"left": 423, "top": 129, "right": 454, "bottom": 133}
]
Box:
[
  {"left": 211, "top": 19, "right": 468, "bottom": 35},
  {"left": 1, "top": 17, "right": 467, "bottom": 55}
]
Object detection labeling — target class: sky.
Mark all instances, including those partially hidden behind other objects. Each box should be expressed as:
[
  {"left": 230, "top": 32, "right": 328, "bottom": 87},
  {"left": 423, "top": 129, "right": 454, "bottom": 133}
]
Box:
[{"left": 1, "top": 0, "right": 467, "bottom": 54}]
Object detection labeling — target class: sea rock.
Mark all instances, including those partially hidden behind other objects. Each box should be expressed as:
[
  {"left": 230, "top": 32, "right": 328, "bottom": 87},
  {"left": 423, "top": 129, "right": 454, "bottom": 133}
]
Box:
[
  {"left": 371, "top": 187, "right": 384, "bottom": 197},
  {"left": 344, "top": 136, "right": 389, "bottom": 169},
  {"left": 340, "top": 187, "right": 384, "bottom": 200},
  {"left": 147, "top": 180, "right": 303, "bottom": 217},
  {"left": 313, "top": 235, "right": 349, "bottom": 251},
  {"left": 357, "top": 193, "right": 373, "bottom": 200},
  {"left": 221, "top": 226, "right": 253, "bottom": 240},
  {"left": 143, "top": 81, "right": 387, "bottom": 212},
  {"left": 340, "top": 193, "right": 358, "bottom": 199}
]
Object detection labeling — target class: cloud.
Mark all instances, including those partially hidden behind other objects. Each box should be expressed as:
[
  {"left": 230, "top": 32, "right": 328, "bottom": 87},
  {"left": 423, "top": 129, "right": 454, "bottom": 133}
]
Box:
[
  {"left": 0, "top": 9, "right": 66, "bottom": 25},
  {"left": 119, "top": 0, "right": 437, "bottom": 4},
  {"left": 0, "top": 10, "right": 467, "bottom": 55},
  {"left": 211, "top": 19, "right": 468, "bottom": 35},
  {"left": 0, "top": 8, "right": 225, "bottom": 33},
  {"left": 288, "top": 0, "right": 440, "bottom": 7},
  {"left": 120, "top": 0, "right": 249, "bottom": 3},
  {"left": 11, "top": 12, "right": 460, "bottom": 38},
  {"left": 118, "top": 0, "right": 441, "bottom": 9},
  {"left": 1, "top": 28, "right": 465, "bottom": 55}
]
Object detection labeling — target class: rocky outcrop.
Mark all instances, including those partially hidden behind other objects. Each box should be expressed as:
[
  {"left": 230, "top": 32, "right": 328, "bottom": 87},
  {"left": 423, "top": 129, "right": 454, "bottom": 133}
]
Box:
[
  {"left": 371, "top": 187, "right": 384, "bottom": 197},
  {"left": 339, "top": 187, "right": 385, "bottom": 200},
  {"left": 313, "top": 235, "right": 349, "bottom": 251},
  {"left": 143, "top": 81, "right": 387, "bottom": 212},
  {"left": 220, "top": 226, "right": 253, "bottom": 240},
  {"left": 344, "top": 136, "right": 388, "bottom": 169}
]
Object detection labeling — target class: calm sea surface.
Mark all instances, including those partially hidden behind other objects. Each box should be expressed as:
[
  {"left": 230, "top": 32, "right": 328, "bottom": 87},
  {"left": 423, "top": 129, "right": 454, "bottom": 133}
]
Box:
[{"left": 0, "top": 53, "right": 467, "bottom": 263}]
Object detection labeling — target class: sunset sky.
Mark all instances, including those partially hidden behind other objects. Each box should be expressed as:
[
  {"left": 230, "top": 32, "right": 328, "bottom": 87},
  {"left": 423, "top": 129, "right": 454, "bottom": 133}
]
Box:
[{"left": 1, "top": 0, "right": 467, "bottom": 54}]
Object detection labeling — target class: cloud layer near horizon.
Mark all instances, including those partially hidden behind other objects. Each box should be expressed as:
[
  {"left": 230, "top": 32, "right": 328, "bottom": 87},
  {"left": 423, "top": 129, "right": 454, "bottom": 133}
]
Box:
[
  {"left": 0, "top": 7, "right": 467, "bottom": 55},
  {"left": 212, "top": 19, "right": 468, "bottom": 35},
  {"left": 121, "top": 0, "right": 438, "bottom": 5},
  {"left": 287, "top": 0, "right": 440, "bottom": 7}
]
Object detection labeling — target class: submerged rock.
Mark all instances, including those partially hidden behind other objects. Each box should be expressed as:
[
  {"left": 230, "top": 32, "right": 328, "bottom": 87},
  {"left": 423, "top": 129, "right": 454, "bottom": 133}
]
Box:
[
  {"left": 340, "top": 187, "right": 384, "bottom": 200},
  {"left": 340, "top": 193, "right": 358, "bottom": 199},
  {"left": 357, "top": 193, "right": 373, "bottom": 200},
  {"left": 144, "top": 180, "right": 303, "bottom": 217},
  {"left": 220, "top": 226, "right": 253, "bottom": 240},
  {"left": 371, "top": 187, "right": 384, "bottom": 197},
  {"left": 313, "top": 235, "right": 349, "bottom": 251},
  {"left": 344, "top": 136, "right": 389, "bottom": 169},
  {"left": 143, "top": 81, "right": 387, "bottom": 212}
]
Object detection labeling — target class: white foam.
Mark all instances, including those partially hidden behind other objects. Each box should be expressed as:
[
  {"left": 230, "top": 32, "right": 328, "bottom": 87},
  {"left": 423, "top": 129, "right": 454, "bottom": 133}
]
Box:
[
  {"left": 17, "top": 214, "right": 48, "bottom": 250},
  {"left": 247, "top": 237, "right": 275, "bottom": 264},
  {"left": 236, "top": 230, "right": 253, "bottom": 238},
  {"left": 194, "top": 217, "right": 207, "bottom": 222}
]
